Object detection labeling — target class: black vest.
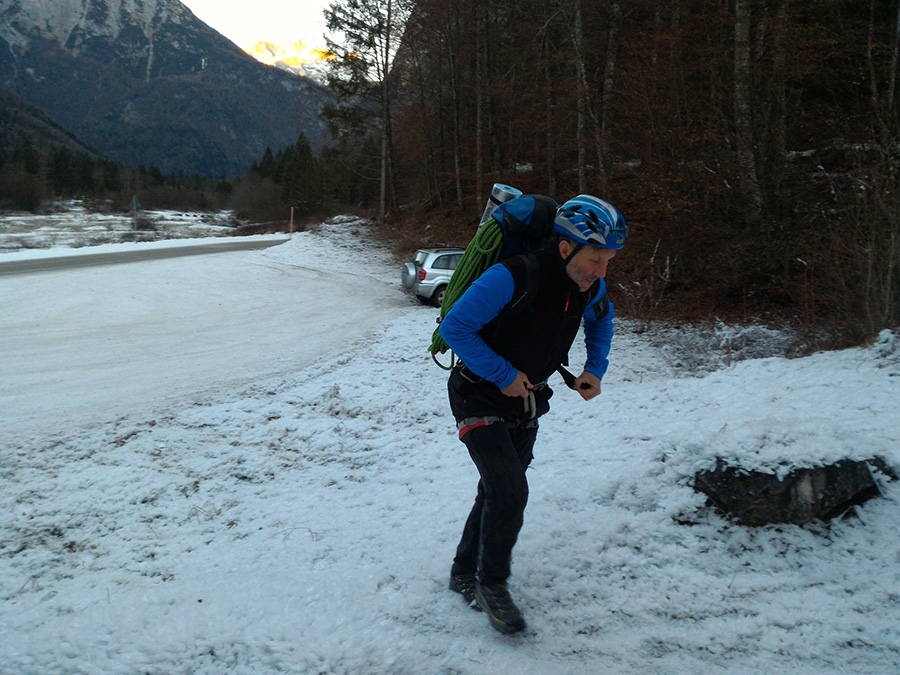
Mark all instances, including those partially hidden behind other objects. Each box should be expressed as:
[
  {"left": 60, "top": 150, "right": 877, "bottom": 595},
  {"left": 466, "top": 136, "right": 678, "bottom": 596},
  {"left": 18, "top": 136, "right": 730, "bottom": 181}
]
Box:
[{"left": 480, "top": 246, "right": 602, "bottom": 385}]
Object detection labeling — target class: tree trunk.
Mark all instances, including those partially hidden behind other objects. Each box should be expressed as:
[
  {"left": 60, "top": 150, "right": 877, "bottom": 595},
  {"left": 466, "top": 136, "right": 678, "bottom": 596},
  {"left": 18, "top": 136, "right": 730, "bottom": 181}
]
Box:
[
  {"left": 475, "top": 1, "right": 485, "bottom": 208},
  {"left": 863, "top": 0, "right": 900, "bottom": 333},
  {"left": 574, "top": 0, "right": 587, "bottom": 193},
  {"left": 596, "top": 1, "right": 621, "bottom": 196},
  {"left": 545, "top": 51, "right": 557, "bottom": 196},
  {"left": 891, "top": 0, "right": 900, "bottom": 107},
  {"left": 378, "top": 0, "right": 393, "bottom": 227},
  {"left": 449, "top": 5, "right": 464, "bottom": 211},
  {"left": 734, "top": 0, "right": 764, "bottom": 227}
]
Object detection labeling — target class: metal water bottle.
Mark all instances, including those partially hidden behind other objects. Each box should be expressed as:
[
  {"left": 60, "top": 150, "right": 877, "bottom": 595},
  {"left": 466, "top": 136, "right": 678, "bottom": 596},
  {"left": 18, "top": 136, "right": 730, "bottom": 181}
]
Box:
[{"left": 479, "top": 183, "right": 522, "bottom": 227}]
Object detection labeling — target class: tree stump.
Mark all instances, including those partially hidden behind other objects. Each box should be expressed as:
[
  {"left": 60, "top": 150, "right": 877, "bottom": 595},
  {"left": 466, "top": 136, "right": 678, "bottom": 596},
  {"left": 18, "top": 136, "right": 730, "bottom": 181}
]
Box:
[{"left": 694, "top": 458, "right": 891, "bottom": 526}]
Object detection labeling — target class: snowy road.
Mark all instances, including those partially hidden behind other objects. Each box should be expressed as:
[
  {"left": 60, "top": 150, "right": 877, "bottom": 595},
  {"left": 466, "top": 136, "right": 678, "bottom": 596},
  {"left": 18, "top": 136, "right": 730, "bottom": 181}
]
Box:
[
  {"left": 0, "top": 236, "right": 290, "bottom": 276},
  {"left": 1, "top": 233, "right": 403, "bottom": 445}
]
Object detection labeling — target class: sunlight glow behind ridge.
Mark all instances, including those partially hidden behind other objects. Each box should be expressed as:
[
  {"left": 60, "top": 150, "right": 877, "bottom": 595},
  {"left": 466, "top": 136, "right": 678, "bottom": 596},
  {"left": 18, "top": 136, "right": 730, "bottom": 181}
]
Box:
[{"left": 246, "top": 39, "right": 334, "bottom": 68}]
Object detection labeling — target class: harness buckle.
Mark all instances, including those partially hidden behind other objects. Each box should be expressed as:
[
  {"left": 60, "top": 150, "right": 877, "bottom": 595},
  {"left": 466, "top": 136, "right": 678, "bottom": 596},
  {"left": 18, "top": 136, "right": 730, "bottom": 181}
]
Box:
[
  {"left": 524, "top": 390, "right": 537, "bottom": 419},
  {"left": 457, "top": 363, "right": 483, "bottom": 384},
  {"left": 456, "top": 416, "right": 502, "bottom": 439}
]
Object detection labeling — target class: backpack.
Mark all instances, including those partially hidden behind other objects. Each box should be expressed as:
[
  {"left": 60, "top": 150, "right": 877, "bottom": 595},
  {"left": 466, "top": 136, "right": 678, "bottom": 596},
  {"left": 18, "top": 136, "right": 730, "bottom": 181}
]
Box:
[{"left": 428, "top": 194, "right": 560, "bottom": 368}]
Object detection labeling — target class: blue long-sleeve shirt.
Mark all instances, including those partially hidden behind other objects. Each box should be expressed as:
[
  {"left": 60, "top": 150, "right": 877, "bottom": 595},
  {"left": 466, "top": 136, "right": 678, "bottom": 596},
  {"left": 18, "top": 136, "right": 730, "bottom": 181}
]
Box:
[{"left": 438, "top": 263, "right": 614, "bottom": 389}]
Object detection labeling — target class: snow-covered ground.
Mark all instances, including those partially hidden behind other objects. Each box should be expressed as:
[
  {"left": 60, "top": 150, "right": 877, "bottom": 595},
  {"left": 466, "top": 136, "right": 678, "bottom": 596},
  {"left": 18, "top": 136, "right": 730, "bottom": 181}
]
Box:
[
  {"left": 0, "top": 201, "right": 240, "bottom": 253},
  {"left": 1, "top": 218, "right": 899, "bottom": 674}
]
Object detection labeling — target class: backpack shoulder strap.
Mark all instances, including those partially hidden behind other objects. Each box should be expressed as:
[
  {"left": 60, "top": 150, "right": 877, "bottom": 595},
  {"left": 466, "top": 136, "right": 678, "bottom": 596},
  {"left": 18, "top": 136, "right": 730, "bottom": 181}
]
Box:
[
  {"left": 498, "top": 253, "right": 540, "bottom": 318},
  {"left": 592, "top": 287, "right": 610, "bottom": 320}
]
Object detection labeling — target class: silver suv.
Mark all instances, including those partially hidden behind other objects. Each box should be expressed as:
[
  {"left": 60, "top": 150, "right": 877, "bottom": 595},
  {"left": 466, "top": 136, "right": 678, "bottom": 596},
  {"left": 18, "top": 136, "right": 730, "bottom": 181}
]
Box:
[{"left": 401, "top": 247, "right": 465, "bottom": 307}]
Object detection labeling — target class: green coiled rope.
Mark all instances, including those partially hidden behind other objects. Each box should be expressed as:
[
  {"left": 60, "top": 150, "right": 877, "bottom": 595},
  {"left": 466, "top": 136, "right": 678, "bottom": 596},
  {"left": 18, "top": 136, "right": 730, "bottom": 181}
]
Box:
[{"left": 428, "top": 218, "right": 504, "bottom": 369}]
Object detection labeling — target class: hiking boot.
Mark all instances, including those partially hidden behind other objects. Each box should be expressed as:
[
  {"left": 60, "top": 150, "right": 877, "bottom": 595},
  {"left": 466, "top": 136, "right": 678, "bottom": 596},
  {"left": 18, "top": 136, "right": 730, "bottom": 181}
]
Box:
[
  {"left": 449, "top": 573, "right": 481, "bottom": 611},
  {"left": 474, "top": 581, "right": 526, "bottom": 634}
]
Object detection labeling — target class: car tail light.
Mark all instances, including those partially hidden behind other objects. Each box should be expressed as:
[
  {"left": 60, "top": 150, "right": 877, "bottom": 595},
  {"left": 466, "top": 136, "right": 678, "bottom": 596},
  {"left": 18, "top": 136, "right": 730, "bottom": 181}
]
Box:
[{"left": 418, "top": 269, "right": 426, "bottom": 281}]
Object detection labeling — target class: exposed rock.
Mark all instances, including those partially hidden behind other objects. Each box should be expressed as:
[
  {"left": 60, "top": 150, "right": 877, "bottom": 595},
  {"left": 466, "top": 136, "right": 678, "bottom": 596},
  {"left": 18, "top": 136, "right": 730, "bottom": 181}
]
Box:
[{"left": 694, "top": 458, "right": 892, "bottom": 526}]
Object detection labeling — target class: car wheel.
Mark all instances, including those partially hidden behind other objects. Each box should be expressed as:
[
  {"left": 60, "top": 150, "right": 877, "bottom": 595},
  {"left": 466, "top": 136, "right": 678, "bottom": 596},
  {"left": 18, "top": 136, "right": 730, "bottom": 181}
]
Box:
[
  {"left": 401, "top": 262, "right": 417, "bottom": 289},
  {"left": 432, "top": 285, "right": 447, "bottom": 308}
]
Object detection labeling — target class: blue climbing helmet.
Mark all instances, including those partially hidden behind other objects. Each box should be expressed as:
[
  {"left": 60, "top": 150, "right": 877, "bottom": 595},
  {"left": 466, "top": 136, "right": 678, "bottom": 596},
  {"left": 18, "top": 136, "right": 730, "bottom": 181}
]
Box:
[{"left": 553, "top": 195, "right": 628, "bottom": 250}]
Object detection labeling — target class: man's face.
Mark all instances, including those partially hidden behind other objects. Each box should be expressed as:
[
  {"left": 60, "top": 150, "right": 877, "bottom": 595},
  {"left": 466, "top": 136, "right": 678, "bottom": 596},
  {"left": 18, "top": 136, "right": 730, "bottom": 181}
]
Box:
[{"left": 559, "top": 241, "right": 617, "bottom": 291}]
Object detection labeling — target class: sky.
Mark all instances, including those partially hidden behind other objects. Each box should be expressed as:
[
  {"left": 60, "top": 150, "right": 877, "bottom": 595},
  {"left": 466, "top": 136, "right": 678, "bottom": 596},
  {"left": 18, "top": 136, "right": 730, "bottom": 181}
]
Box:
[
  {"left": 181, "top": 0, "right": 331, "bottom": 52},
  {"left": 1, "top": 210, "right": 899, "bottom": 673}
]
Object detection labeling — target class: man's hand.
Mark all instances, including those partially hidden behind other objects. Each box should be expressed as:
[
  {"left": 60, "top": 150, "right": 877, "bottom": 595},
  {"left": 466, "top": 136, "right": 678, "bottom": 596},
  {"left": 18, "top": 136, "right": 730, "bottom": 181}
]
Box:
[
  {"left": 501, "top": 370, "right": 533, "bottom": 399},
  {"left": 574, "top": 371, "right": 602, "bottom": 401}
]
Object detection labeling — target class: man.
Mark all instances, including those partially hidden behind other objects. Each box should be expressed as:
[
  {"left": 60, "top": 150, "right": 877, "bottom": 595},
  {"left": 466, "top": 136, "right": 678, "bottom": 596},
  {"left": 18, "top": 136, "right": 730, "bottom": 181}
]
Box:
[{"left": 439, "top": 194, "right": 628, "bottom": 634}]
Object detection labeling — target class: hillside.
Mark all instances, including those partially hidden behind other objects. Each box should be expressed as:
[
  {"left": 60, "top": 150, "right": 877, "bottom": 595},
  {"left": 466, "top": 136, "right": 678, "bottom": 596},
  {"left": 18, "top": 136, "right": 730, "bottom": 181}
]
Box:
[{"left": 0, "top": 88, "right": 99, "bottom": 158}]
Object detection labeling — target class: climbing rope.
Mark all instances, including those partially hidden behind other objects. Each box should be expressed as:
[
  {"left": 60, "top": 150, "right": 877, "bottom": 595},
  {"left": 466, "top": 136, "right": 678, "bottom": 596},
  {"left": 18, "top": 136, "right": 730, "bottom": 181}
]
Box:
[{"left": 428, "top": 218, "right": 504, "bottom": 368}]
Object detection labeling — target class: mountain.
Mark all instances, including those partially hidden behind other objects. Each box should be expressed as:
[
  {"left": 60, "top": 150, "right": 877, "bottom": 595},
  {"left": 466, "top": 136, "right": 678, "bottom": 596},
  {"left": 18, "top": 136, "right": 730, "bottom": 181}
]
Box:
[
  {"left": 0, "top": 86, "right": 100, "bottom": 158},
  {"left": 0, "top": 0, "right": 332, "bottom": 177}
]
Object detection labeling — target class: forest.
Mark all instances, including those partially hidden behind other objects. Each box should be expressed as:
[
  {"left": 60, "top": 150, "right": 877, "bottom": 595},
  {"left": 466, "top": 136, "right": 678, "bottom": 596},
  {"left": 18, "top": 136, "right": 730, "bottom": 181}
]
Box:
[
  {"left": 1, "top": 0, "right": 897, "bottom": 347},
  {"left": 322, "top": 0, "right": 900, "bottom": 346}
]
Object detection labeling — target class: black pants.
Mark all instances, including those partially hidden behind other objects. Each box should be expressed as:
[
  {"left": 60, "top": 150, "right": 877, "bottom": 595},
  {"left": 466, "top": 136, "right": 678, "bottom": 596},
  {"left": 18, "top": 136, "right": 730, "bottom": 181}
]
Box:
[{"left": 448, "top": 367, "right": 548, "bottom": 585}]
